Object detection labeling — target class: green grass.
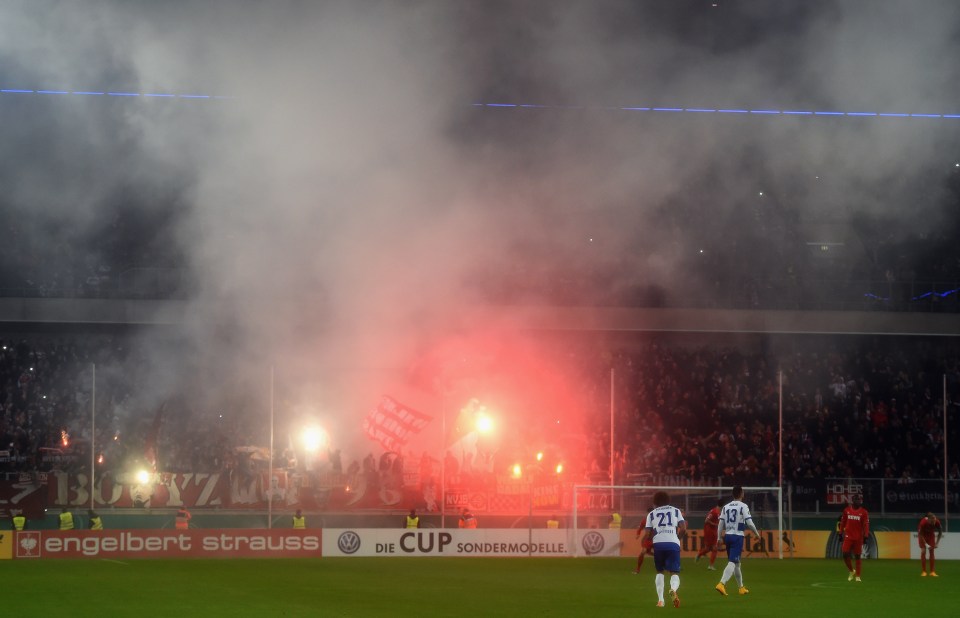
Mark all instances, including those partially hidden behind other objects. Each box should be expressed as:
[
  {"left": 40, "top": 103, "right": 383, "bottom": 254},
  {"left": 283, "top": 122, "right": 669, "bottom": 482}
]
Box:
[{"left": 2, "top": 557, "right": 957, "bottom": 617}]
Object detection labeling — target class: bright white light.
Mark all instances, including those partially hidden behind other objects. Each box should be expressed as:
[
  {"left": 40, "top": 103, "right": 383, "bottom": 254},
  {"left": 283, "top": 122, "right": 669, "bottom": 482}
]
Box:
[
  {"left": 475, "top": 413, "right": 493, "bottom": 434},
  {"left": 135, "top": 469, "right": 151, "bottom": 485},
  {"left": 512, "top": 464, "right": 522, "bottom": 478},
  {"left": 555, "top": 463, "right": 564, "bottom": 474},
  {"left": 301, "top": 426, "right": 328, "bottom": 452},
  {"left": 536, "top": 451, "right": 544, "bottom": 462}
]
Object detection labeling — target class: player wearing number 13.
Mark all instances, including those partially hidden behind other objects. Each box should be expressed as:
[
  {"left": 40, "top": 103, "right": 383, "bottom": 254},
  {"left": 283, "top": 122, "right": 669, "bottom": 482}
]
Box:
[
  {"left": 715, "top": 485, "right": 760, "bottom": 597},
  {"left": 642, "top": 490, "right": 686, "bottom": 608}
]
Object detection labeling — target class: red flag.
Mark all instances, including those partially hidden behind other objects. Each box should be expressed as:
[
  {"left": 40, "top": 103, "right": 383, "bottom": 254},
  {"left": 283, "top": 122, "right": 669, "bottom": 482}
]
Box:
[{"left": 362, "top": 396, "right": 432, "bottom": 452}]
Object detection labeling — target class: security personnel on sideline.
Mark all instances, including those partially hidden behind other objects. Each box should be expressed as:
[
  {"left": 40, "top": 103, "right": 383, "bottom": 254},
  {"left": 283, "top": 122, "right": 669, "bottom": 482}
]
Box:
[
  {"left": 175, "top": 506, "right": 192, "bottom": 530},
  {"left": 88, "top": 510, "right": 103, "bottom": 530},
  {"left": 293, "top": 509, "right": 306, "bottom": 529},
  {"left": 546, "top": 515, "right": 560, "bottom": 529},
  {"left": 58, "top": 508, "right": 74, "bottom": 530},
  {"left": 405, "top": 509, "right": 420, "bottom": 529},
  {"left": 609, "top": 512, "right": 622, "bottom": 530},
  {"left": 459, "top": 508, "right": 478, "bottom": 529},
  {"left": 12, "top": 513, "right": 26, "bottom": 531}
]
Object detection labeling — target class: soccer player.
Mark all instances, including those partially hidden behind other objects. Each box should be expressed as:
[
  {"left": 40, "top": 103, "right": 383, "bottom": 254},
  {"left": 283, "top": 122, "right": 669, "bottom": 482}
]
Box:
[
  {"left": 696, "top": 499, "right": 723, "bottom": 570},
  {"left": 642, "top": 490, "right": 686, "bottom": 608},
  {"left": 633, "top": 524, "right": 654, "bottom": 573},
  {"left": 838, "top": 494, "right": 870, "bottom": 582},
  {"left": 918, "top": 512, "right": 943, "bottom": 577},
  {"left": 715, "top": 485, "right": 760, "bottom": 596}
]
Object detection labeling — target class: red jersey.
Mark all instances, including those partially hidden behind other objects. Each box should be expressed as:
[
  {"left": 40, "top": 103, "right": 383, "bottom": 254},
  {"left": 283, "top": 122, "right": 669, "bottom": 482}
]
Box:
[
  {"left": 918, "top": 516, "right": 942, "bottom": 539},
  {"left": 839, "top": 506, "right": 870, "bottom": 541},
  {"left": 704, "top": 507, "right": 721, "bottom": 534}
]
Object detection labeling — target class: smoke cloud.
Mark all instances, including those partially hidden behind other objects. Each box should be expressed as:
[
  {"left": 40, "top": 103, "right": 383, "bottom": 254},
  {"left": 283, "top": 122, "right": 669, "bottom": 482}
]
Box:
[{"left": 2, "top": 0, "right": 959, "bottom": 463}]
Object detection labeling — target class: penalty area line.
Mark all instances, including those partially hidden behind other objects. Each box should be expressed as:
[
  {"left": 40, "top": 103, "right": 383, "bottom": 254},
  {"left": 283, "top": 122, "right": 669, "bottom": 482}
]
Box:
[
  {"left": 811, "top": 581, "right": 849, "bottom": 588},
  {"left": 101, "top": 559, "right": 130, "bottom": 565}
]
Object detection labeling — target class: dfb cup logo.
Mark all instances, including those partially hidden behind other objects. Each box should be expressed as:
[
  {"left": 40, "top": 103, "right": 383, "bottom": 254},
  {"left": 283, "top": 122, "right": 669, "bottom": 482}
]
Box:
[
  {"left": 18, "top": 532, "right": 40, "bottom": 557},
  {"left": 582, "top": 531, "right": 606, "bottom": 555},
  {"left": 337, "top": 531, "right": 361, "bottom": 554}
]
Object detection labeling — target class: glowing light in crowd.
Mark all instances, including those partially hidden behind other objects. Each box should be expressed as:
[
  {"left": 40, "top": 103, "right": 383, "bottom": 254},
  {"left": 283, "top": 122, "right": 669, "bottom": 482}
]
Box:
[
  {"left": 536, "top": 452, "right": 544, "bottom": 462},
  {"left": 60, "top": 430, "right": 69, "bottom": 448},
  {"left": 555, "top": 463, "right": 564, "bottom": 474},
  {"left": 97, "top": 453, "right": 104, "bottom": 464},
  {"left": 301, "top": 426, "right": 328, "bottom": 453},
  {"left": 475, "top": 412, "right": 494, "bottom": 434},
  {"left": 135, "top": 469, "right": 151, "bottom": 485},
  {"left": 512, "top": 463, "right": 523, "bottom": 478}
]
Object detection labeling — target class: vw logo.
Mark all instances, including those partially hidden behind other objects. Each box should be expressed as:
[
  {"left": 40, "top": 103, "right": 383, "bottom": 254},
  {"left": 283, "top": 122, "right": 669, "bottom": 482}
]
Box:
[
  {"left": 337, "top": 531, "right": 362, "bottom": 554},
  {"left": 581, "top": 531, "right": 605, "bottom": 555}
]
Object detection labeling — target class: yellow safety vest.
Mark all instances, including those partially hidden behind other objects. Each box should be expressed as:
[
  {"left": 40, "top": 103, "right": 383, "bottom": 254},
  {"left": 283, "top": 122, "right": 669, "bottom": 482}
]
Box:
[
  {"left": 90, "top": 516, "right": 103, "bottom": 530},
  {"left": 609, "top": 513, "right": 622, "bottom": 529},
  {"left": 59, "top": 512, "right": 74, "bottom": 530},
  {"left": 293, "top": 515, "right": 306, "bottom": 529},
  {"left": 13, "top": 516, "right": 26, "bottom": 530},
  {"left": 406, "top": 515, "right": 419, "bottom": 529}
]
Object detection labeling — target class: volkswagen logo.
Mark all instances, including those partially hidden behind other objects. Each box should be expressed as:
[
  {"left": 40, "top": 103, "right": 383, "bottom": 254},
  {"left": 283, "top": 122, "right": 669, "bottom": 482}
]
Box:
[
  {"left": 337, "top": 531, "right": 362, "bottom": 554},
  {"left": 582, "top": 531, "right": 605, "bottom": 555}
]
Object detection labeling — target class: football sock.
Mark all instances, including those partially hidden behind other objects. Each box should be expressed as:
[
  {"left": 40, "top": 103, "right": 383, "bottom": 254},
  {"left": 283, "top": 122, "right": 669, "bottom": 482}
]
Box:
[
  {"left": 655, "top": 573, "right": 664, "bottom": 602},
  {"left": 921, "top": 554, "right": 927, "bottom": 572},
  {"left": 930, "top": 550, "right": 935, "bottom": 573},
  {"left": 670, "top": 574, "right": 680, "bottom": 592},
  {"left": 855, "top": 558, "right": 861, "bottom": 576},
  {"left": 721, "top": 562, "right": 735, "bottom": 584},
  {"left": 733, "top": 563, "right": 744, "bottom": 587},
  {"left": 843, "top": 556, "right": 853, "bottom": 572}
]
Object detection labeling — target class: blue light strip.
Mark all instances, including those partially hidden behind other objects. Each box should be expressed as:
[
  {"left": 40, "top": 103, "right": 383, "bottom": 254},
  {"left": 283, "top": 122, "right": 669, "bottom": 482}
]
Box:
[
  {"left": 866, "top": 287, "right": 960, "bottom": 302},
  {"left": 472, "top": 102, "right": 960, "bottom": 119},
  {"left": 0, "top": 88, "right": 227, "bottom": 100}
]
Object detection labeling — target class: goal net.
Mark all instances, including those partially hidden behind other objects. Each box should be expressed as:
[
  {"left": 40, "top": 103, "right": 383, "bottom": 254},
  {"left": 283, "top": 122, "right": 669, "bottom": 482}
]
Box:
[{"left": 572, "top": 485, "right": 784, "bottom": 558}]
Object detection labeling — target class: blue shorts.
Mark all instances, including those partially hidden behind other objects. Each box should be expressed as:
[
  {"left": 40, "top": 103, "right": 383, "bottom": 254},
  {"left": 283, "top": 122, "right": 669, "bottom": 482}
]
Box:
[
  {"left": 652, "top": 543, "right": 682, "bottom": 573},
  {"left": 724, "top": 534, "right": 744, "bottom": 563}
]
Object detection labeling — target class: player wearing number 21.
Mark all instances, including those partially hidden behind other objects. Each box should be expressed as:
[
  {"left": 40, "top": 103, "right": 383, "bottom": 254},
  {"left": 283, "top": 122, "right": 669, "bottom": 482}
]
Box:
[
  {"left": 715, "top": 485, "right": 761, "bottom": 597},
  {"left": 641, "top": 491, "right": 686, "bottom": 608}
]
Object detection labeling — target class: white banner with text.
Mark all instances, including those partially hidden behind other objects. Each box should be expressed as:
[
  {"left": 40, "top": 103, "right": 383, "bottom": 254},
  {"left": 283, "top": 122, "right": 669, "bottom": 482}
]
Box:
[{"left": 321, "top": 528, "right": 622, "bottom": 557}]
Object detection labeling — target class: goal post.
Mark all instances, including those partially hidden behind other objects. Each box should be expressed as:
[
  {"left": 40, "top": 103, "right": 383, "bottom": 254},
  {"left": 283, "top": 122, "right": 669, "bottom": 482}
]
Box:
[{"left": 572, "top": 485, "right": 784, "bottom": 559}]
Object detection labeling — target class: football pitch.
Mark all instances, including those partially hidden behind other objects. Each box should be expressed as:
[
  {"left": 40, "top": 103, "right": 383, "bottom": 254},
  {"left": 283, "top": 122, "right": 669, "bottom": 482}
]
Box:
[{"left": 3, "top": 557, "right": 956, "bottom": 617}]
